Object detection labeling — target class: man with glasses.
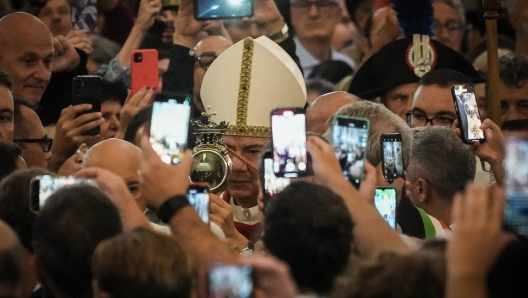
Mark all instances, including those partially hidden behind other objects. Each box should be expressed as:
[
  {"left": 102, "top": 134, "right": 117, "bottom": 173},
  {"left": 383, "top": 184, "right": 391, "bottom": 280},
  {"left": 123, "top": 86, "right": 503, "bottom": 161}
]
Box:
[
  {"left": 192, "top": 36, "right": 232, "bottom": 113},
  {"left": 409, "top": 69, "right": 494, "bottom": 187},
  {"left": 13, "top": 98, "right": 52, "bottom": 168},
  {"left": 290, "top": 0, "right": 355, "bottom": 76},
  {"left": 408, "top": 69, "right": 470, "bottom": 129},
  {"left": 432, "top": 0, "right": 465, "bottom": 53}
]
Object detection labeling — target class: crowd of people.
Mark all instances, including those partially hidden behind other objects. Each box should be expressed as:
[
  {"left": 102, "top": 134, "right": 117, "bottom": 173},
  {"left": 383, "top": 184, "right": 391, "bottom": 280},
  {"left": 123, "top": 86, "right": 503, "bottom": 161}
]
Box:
[{"left": 1, "top": 0, "right": 528, "bottom": 297}]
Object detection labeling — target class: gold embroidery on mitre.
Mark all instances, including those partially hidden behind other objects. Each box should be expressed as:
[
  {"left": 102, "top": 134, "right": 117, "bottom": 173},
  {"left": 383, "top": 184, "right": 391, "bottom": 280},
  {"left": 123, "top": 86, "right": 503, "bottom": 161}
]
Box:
[
  {"left": 226, "top": 125, "right": 270, "bottom": 138},
  {"left": 225, "top": 38, "right": 270, "bottom": 138}
]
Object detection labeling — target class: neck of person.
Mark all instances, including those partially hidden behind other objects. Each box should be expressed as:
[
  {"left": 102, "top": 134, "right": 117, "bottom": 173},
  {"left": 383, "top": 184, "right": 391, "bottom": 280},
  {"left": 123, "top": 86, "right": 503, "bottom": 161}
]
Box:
[
  {"left": 233, "top": 195, "right": 258, "bottom": 209},
  {"left": 21, "top": 249, "right": 39, "bottom": 298},
  {"left": 298, "top": 36, "right": 333, "bottom": 61},
  {"left": 422, "top": 195, "right": 453, "bottom": 226}
]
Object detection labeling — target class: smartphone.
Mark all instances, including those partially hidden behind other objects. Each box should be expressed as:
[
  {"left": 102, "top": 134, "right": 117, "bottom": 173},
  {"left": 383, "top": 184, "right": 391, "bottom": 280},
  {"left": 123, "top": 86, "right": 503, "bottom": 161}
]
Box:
[
  {"left": 208, "top": 263, "right": 253, "bottom": 298},
  {"left": 194, "top": 0, "right": 253, "bottom": 20},
  {"left": 331, "top": 116, "right": 370, "bottom": 188},
  {"left": 149, "top": 93, "right": 191, "bottom": 165},
  {"left": 188, "top": 185, "right": 210, "bottom": 224},
  {"left": 451, "top": 85, "right": 485, "bottom": 144},
  {"left": 29, "top": 175, "right": 96, "bottom": 214},
  {"left": 131, "top": 49, "right": 159, "bottom": 96},
  {"left": 380, "top": 133, "right": 404, "bottom": 183},
  {"left": 71, "top": 0, "right": 98, "bottom": 33},
  {"left": 504, "top": 137, "right": 528, "bottom": 234},
  {"left": 375, "top": 187, "right": 397, "bottom": 229},
  {"left": 271, "top": 108, "right": 308, "bottom": 178},
  {"left": 262, "top": 151, "right": 291, "bottom": 210},
  {"left": 72, "top": 75, "right": 102, "bottom": 136}
]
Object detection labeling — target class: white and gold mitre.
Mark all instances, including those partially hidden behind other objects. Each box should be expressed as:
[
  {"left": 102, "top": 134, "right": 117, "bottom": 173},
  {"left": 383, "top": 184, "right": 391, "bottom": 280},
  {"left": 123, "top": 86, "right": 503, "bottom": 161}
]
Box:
[{"left": 200, "top": 36, "right": 306, "bottom": 138}]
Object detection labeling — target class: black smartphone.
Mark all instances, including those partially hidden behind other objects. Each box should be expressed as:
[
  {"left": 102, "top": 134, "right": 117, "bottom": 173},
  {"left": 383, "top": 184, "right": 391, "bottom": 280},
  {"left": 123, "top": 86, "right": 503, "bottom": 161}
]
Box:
[
  {"left": 29, "top": 175, "right": 95, "bottom": 214},
  {"left": 271, "top": 108, "right": 308, "bottom": 178},
  {"left": 72, "top": 75, "right": 102, "bottom": 136},
  {"left": 375, "top": 187, "right": 397, "bottom": 229},
  {"left": 187, "top": 185, "right": 210, "bottom": 224},
  {"left": 194, "top": 0, "right": 253, "bottom": 20},
  {"left": 208, "top": 263, "right": 253, "bottom": 298},
  {"left": 504, "top": 137, "right": 528, "bottom": 234},
  {"left": 262, "top": 151, "right": 291, "bottom": 210},
  {"left": 380, "top": 133, "right": 404, "bottom": 183},
  {"left": 451, "top": 85, "right": 485, "bottom": 144},
  {"left": 149, "top": 93, "right": 191, "bottom": 165},
  {"left": 331, "top": 116, "right": 370, "bottom": 188}
]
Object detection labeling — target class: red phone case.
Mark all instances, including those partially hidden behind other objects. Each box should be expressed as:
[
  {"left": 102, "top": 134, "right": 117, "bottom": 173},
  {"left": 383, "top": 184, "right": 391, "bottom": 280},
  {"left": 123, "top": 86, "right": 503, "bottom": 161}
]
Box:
[{"left": 130, "top": 49, "right": 159, "bottom": 96}]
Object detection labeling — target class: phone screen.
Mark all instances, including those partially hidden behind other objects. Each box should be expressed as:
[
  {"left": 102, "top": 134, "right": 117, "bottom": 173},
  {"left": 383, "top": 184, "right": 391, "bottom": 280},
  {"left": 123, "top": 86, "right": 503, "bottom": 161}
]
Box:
[
  {"left": 504, "top": 137, "right": 528, "bottom": 234},
  {"left": 452, "top": 85, "right": 485, "bottom": 142},
  {"left": 195, "top": 0, "right": 253, "bottom": 20},
  {"left": 263, "top": 156, "right": 291, "bottom": 209},
  {"left": 150, "top": 98, "right": 190, "bottom": 165},
  {"left": 188, "top": 186, "right": 210, "bottom": 224},
  {"left": 375, "top": 187, "right": 397, "bottom": 229},
  {"left": 208, "top": 264, "right": 253, "bottom": 298},
  {"left": 271, "top": 109, "right": 308, "bottom": 178},
  {"left": 381, "top": 134, "right": 404, "bottom": 183},
  {"left": 30, "top": 176, "right": 95, "bottom": 213},
  {"left": 332, "top": 116, "right": 369, "bottom": 188}
]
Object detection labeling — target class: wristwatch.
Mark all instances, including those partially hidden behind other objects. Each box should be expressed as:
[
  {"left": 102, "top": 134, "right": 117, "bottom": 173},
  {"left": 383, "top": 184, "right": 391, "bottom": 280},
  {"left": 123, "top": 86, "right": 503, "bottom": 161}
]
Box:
[
  {"left": 267, "top": 23, "right": 289, "bottom": 43},
  {"left": 157, "top": 195, "right": 190, "bottom": 224},
  {"left": 240, "top": 241, "right": 255, "bottom": 256}
]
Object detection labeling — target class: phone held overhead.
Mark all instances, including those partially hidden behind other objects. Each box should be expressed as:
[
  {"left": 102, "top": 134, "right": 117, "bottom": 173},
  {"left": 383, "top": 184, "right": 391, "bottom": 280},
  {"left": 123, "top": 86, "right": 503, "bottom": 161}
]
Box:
[
  {"left": 330, "top": 115, "right": 370, "bottom": 188},
  {"left": 72, "top": 75, "right": 102, "bottom": 136}
]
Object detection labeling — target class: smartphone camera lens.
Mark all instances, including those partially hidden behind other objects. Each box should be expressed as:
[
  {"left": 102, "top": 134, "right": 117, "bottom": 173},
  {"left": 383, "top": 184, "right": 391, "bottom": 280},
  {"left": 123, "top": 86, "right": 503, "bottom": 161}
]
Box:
[{"left": 133, "top": 53, "right": 143, "bottom": 63}]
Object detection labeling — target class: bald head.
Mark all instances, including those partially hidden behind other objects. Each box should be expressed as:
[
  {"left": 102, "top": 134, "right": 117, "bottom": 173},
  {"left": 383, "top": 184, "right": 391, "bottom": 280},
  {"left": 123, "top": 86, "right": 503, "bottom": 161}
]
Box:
[
  {"left": 0, "top": 13, "right": 53, "bottom": 103},
  {"left": 306, "top": 92, "right": 361, "bottom": 134},
  {"left": 83, "top": 139, "right": 146, "bottom": 211},
  {"left": 83, "top": 138, "right": 141, "bottom": 170},
  {"left": 194, "top": 35, "right": 233, "bottom": 57}
]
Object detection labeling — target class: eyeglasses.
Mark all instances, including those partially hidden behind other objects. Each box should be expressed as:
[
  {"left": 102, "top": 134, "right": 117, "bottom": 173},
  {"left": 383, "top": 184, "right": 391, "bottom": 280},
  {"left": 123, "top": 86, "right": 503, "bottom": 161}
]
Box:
[
  {"left": 406, "top": 111, "right": 456, "bottom": 128},
  {"left": 290, "top": 0, "right": 339, "bottom": 12},
  {"left": 195, "top": 52, "right": 217, "bottom": 70},
  {"left": 434, "top": 20, "right": 463, "bottom": 33},
  {"left": 13, "top": 135, "right": 53, "bottom": 152}
]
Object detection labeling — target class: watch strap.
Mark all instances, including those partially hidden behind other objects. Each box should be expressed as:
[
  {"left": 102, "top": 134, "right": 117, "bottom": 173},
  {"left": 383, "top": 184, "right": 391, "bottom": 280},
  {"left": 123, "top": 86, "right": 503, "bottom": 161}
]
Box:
[
  {"left": 267, "top": 23, "right": 289, "bottom": 42},
  {"left": 157, "top": 195, "right": 190, "bottom": 224},
  {"left": 240, "top": 240, "right": 255, "bottom": 255}
]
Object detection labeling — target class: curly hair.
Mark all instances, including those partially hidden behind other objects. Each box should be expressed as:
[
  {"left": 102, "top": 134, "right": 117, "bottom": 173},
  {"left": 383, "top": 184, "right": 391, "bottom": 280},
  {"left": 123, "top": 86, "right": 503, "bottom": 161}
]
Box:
[{"left": 499, "top": 54, "right": 528, "bottom": 88}]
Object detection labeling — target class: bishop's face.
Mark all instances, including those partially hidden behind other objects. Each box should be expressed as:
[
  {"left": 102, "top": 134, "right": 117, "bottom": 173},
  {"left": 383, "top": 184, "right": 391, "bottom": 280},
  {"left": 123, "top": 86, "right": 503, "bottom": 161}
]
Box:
[{"left": 223, "top": 135, "right": 269, "bottom": 208}]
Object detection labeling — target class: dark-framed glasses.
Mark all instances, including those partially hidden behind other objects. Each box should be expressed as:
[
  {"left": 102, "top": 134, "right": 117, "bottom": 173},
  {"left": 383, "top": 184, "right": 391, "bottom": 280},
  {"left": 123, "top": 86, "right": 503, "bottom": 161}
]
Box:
[
  {"left": 433, "top": 20, "right": 463, "bottom": 33},
  {"left": 195, "top": 52, "right": 218, "bottom": 70},
  {"left": 13, "top": 135, "right": 53, "bottom": 152},
  {"left": 406, "top": 111, "right": 456, "bottom": 128},
  {"left": 290, "top": 0, "right": 339, "bottom": 11}
]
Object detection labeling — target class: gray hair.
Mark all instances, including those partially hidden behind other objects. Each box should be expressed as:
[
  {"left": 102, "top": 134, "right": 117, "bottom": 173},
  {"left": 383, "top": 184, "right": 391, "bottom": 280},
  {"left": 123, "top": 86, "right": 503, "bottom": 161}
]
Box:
[
  {"left": 323, "top": 101, "right": 413, "bottom": 169},
  {"left": 432, "top": 0, "right": 466, "bottom": 27},
  {"left": 407, "top": 126, "right": 476, "bottom": 202},
  {"left": 88, "top": 35, "right": 120, "bottom": 65}
]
